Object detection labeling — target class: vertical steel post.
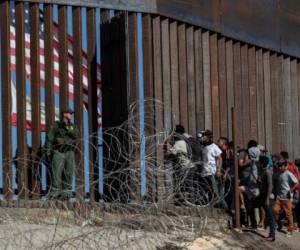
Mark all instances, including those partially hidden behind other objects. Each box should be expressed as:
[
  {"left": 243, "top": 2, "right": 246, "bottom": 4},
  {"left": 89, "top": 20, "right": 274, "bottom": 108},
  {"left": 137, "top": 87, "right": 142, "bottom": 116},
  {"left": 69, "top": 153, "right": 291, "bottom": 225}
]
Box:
[{"left": 232, "top": 107, "right": 240, "bottom": 228}]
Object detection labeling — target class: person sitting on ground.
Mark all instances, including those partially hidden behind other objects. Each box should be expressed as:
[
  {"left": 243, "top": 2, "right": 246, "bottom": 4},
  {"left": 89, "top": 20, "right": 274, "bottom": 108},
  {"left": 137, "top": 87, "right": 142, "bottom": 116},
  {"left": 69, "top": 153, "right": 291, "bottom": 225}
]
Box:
[{"left": 273, "top": 158, "right": 298, "bottom": 237}]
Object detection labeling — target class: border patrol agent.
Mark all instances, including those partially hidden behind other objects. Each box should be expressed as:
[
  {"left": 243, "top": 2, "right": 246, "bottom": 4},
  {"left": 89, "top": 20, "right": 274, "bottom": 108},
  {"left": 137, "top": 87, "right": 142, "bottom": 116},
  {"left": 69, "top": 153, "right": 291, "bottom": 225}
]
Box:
[{"left": 44, "top": 108, "right": 80, "bottom": 199}]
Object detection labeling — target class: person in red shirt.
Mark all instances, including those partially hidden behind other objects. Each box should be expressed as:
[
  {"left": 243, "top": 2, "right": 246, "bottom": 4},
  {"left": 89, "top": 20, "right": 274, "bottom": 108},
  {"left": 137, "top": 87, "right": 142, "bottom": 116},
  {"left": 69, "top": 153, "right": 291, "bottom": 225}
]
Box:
[{"left": 280, "top": 151, "right": 300, "bottom": 189}]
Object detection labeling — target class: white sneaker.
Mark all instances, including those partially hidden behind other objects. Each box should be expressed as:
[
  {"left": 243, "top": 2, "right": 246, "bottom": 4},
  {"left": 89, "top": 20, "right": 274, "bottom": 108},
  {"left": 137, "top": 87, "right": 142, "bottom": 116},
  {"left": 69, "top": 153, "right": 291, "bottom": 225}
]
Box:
[{"left": 286, "top": 232, "right": 293, "bottom": 237}]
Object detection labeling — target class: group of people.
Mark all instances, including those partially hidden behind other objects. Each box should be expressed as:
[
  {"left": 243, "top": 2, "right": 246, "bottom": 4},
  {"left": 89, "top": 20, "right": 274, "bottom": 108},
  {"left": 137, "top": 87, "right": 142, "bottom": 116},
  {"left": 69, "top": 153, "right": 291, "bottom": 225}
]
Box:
[
  {"left": 165, "top": 125, "right": 300, "bottom": 241},
  {"left": 238, "top": 142, "right": 300, "bottom": 240}
]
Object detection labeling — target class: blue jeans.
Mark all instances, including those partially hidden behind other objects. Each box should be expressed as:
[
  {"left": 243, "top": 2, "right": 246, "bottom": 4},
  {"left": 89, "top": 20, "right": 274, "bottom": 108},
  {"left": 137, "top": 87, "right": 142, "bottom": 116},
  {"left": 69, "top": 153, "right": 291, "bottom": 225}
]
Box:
[
  {"left": 266, "top": 199, "right": 276, "bottom": 238},
  {"left": 216, "top": 177, "right": 229, "bottom": 210}
]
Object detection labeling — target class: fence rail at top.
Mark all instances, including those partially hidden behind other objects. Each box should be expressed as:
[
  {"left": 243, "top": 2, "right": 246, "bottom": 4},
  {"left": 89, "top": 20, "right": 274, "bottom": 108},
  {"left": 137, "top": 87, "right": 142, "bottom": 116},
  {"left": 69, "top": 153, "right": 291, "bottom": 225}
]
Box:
[
  {"left": 17, "top": 0, "right": 300, "bottom": 58},
  {"left": 1, "top": 0, "right": 300, "bottom": 202}
]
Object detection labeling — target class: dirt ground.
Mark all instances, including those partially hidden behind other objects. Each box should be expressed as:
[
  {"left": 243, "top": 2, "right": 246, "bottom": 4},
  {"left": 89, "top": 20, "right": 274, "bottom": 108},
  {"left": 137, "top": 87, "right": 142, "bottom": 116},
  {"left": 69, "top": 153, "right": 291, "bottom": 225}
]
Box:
[
  {"left": 0, "top": 206, "right": 299, "bottom": 250},
  {"left": 187, "top": 227, "right": 300, "bottom": 250}
]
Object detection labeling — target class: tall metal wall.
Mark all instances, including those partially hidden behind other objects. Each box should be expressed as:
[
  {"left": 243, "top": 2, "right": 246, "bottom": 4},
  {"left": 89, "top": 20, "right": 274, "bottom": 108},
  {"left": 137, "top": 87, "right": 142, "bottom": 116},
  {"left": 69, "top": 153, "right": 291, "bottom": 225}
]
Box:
[{"left": 1, "top": 0, "right": 300, "bottom": 201}]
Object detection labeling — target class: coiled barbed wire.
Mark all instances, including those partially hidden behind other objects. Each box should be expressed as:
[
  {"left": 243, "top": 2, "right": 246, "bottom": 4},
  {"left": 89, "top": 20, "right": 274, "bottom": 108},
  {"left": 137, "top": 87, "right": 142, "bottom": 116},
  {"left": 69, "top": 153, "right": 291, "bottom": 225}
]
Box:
[{"left": 0, "top": 99, "right": 231, "bottom": 249}]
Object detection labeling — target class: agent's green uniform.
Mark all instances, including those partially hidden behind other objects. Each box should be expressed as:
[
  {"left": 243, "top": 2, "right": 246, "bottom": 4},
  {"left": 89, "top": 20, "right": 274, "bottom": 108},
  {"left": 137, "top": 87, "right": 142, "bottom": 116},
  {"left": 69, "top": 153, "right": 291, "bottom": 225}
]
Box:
[{"left": 45, "top": 120, "right": 80, "bottom": 198}]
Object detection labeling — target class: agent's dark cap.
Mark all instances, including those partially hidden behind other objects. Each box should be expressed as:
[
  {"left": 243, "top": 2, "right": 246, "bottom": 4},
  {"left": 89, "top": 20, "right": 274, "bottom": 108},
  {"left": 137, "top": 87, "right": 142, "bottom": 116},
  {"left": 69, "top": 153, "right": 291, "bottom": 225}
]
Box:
[{"left": 61, "top": 108, "right": 74, "bottom": 114}]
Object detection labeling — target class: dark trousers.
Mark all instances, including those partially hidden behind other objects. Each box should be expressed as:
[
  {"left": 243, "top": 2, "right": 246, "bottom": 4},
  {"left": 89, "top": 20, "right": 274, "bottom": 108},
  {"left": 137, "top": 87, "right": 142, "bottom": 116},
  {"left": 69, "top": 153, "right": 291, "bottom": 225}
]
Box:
[
  {"left": 295, "top": 200, "right": 300, "bottom": 227},
  {"left": 265, "top": 199, "right": 276, "bottom": 238},
  {"left": 241, "top": 196, "right": 257, "bottom": 228}
]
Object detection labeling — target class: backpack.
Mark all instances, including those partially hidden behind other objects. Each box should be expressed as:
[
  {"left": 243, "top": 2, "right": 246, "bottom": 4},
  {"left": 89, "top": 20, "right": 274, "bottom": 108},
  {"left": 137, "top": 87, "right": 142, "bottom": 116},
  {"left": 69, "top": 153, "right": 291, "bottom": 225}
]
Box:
[{"left": 185, "top": 137, "right": 203, "bottom": 163}]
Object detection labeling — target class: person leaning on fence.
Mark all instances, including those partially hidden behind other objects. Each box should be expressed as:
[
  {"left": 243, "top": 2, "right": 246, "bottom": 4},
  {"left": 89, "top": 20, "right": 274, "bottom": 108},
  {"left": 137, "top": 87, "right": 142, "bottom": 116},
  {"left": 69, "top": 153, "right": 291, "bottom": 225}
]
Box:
[
  {"left": 43, "top": 108, "right": 80, "bottom": 200},
  {"left": 165, "top": 125, "right": 194, "bottom": 205}
]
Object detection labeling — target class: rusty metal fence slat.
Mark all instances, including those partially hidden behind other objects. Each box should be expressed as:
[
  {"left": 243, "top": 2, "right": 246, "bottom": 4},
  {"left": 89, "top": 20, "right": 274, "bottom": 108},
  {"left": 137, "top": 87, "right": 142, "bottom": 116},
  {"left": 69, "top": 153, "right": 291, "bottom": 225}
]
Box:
[
  {"left": 1, "top": 0, "right": 13, "bottom": 199},
  {"left": 58, "top": 5, "right": 69, "bottom": 112},
  {"left": 72, "top": 6, "right": 84, "bottom": 198},
  {"left": 29, "top": 3, "right": 41, "bottom": 198},
  {"left": 16, "top": 1, "right": 29, "bottom": 199},
  {"left": 86, "top": 7, "right": 98, "bottom": 201}
]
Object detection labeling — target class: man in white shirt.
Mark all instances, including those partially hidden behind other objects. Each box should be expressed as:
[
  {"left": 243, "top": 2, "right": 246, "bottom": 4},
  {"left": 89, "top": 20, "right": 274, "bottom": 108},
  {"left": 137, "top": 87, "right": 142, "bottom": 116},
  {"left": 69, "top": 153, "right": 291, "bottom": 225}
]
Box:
[{"left": 199, "top": 130, "right": 223, "bottom": 207}]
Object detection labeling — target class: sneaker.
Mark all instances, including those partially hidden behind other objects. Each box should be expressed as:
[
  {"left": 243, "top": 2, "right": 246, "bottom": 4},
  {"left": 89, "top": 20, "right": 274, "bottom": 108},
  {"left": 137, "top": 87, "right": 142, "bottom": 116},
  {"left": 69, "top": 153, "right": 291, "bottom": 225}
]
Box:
[
  {"left": 257, "top": 225, "right": 266, "bottom": 231},
  {"left": 264, "top": 236, "right": 275, "bottom": 242},
  {"left": 286, "top": 232, "right": 293, "bottom": 238},
  {"left": 294, "top": 227, "right": 300, "bottom": 232}
]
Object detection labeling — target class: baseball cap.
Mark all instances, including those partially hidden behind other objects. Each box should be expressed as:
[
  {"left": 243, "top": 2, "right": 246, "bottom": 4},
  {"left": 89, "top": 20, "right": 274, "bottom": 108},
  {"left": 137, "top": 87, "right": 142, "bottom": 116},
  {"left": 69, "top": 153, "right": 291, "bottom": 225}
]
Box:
[{"left": 61, "top": 108, "right": 75, "bottom": 114}]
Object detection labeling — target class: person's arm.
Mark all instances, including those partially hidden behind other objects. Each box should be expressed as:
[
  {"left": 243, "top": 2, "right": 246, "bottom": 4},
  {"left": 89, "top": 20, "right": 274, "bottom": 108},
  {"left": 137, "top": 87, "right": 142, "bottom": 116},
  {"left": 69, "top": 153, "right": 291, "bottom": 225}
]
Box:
[
  {"left": 289, "top": 172, "right": 299, "bottom": 192},
  {"left": 169, "top": 141, "right": 183, "bottom": 155},
  {"left": 238, "top": 151, "right": 251, "bottom": 168},
  {"left": 66, "top": 124, "right": 80, "bottom": 139},
  {"left": 239, "top": 158, "right": 251, "bottom": 168},
  {"left": 216, "top": 155, "right": 222, "bottom": 171},
  {"left": 224, "top": 167, "right": 230, "bottom": 180},
  {"left": 214, "top": 145, "right": 223, "bottom": 176},
  {"left": 215, "top": 154, "right": 223, "bottom": 177}
]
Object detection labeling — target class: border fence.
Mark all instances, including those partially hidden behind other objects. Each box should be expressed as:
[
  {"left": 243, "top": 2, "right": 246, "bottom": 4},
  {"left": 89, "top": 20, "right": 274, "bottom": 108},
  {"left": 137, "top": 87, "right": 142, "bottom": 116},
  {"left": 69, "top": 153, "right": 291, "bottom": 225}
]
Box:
[{"left": 1, "top": 0, "right": 300, "bottom": 203}]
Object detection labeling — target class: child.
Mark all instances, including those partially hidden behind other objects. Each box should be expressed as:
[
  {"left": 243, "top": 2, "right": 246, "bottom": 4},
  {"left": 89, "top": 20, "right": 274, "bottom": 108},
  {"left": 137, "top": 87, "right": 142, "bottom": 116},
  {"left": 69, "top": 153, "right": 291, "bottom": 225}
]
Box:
[{"left": 273, "top": 159, "right": 299, "bottom": 237}]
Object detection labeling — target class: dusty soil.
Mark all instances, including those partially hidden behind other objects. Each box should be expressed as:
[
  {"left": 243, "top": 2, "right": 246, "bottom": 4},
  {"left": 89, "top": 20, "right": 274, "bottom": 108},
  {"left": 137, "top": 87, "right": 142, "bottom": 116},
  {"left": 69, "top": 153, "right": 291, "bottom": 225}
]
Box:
[{"left": 0, "top": 206, "right": 298, "bottom": 250}]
